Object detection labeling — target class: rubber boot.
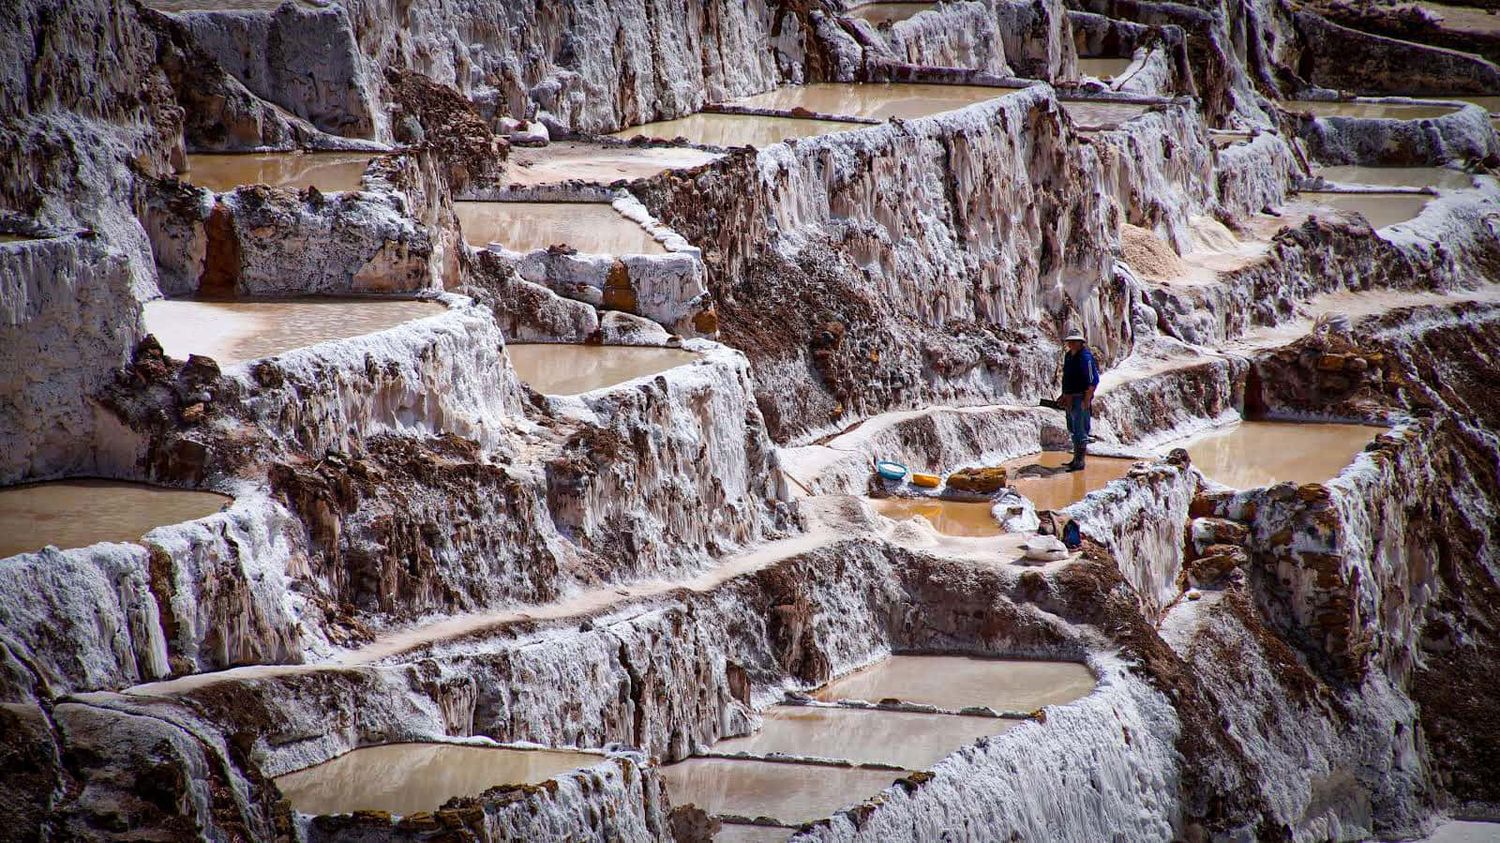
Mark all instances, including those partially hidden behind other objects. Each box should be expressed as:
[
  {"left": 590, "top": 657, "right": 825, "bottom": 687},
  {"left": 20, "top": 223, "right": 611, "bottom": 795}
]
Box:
[{"left": 1065, "top": 442, "right": 1086, "bottom": 472}]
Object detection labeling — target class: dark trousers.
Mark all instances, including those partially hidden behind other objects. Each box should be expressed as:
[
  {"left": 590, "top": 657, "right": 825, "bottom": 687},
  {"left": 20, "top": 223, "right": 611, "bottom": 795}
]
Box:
[{"left": 1063, "top": 393, "right": 1091, "bottom": 447}]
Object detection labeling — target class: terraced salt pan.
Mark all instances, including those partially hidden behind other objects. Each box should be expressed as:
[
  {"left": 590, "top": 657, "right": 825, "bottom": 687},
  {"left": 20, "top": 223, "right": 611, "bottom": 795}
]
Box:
[
  {"left": 1061, "top": 100, "right": 1151, "bottom": 127},
  {"left": 0, "top": 480, "right": 229, "bottom": 558},
  {"left": 1077, "top": 57, "right": 1134, "bottom": 79},
  {"left": 273, "top": 743, "right": 593, "bottom": 817},
  {"left": 658, "top": 758, "right": 902, "bottom": 825},
  {"left": 1314, "top": 165, "right": 1474, "bottom": 191},
  {"left": 715, "top": 826, "right": 791, "bottom": 843},
  {"left": 503, "top": 142, "right": 721, "bottom": 186},
  {"left": 1417, "top": 1, "right": 1500, "bottom": 33},
  {"left": 714, "top": 706, "right": 1017, "bottom": 769},
  {"left": 143, "top": 298, "right": 445, "bottom": 365},
  {"left": 1427, "top": 95, "right": 1500, "bottom": 114},
  {"left": 1178, "top": 421, "right": 1379, "bottom": 489},
  {"left": 726, "top": 83, "right": 1013, "bottom": 120},
  {"left": 179, "top": 152, "right": 373, "bottom": 193},
  {"left": 1283, "top": 101, "right": 1459, "bottom": 120},
  {"left": 814, "top": 655, "right": 1096, "bottom": 711},
  {"left": 1305, "top": 191, "right": 1433, "bottom": 229},
  {"left": 1002, "top": 451, "right": 1137, "bottom": 511},
  {"left": 1419, "top": 820, "right": 1500, "bottom": 842},
  {"left": 0, "top": 233, "right": 33, "bottom": 242},
  {"left": 607, "top": 112, "right": 862, "bottom": 148},
  {"left": 869, "top": 498, "right": 1002, "bottom": 536},
  {"left": 506, "top": 344, "right": 700, "bottom": 395},
  {"left": 454, "top": 201, "right": 668, "bottom": 254},
  {"left": 846, "top": 1, "right": 934, "bottom": 25},
  {"left": 145, "top": 0, "right": 286, "bottom": 9}
]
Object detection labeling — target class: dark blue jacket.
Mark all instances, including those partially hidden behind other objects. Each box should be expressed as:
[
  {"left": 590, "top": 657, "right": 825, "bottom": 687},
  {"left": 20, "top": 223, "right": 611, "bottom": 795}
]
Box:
[{"left": 1061, "top": 348, "right": 1100, "bottom": 394}]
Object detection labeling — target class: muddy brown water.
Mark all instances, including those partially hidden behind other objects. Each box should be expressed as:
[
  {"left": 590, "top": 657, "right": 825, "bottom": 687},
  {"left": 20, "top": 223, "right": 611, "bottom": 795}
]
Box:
[
  {"left": 144, "top": 298, "right": 445, "bottom": 365},
  {"left": 0, "top": 233, "right": 32, "bottom": 243},
  {"left": 0, "top": 480, "right": 229, "bottom": 558},
  {"left": 714, "top": 705, "right": 1018, "bottom": 769},
  {"left": 813, "top": 655, "right": 1096, "bottom": 711},
  {"left": 727, "top": 83, "right": 1013, "bottom": 121},
  {"left": 145, "top": 0, "right": 288, "bottom": 10},
  {"left": 714, "top": 825, "right": 792, "bottom": 843},
  {"left": 506, "top": 344, "right": 700, "bottom": 395},
  {"left": 1002, "top": 452, "right": 1136, "bottom": 511},
  {"left": 1418, "top": 1, "right": 1500, "bottom": 33},
  {"left": 1304, "top": 191, "right": 1433, "bottom": 229},
  {"left": 503, "top": 142, "right": 720, "bottom": 187},
  {"left": 1061, "top": 100, "right": 1151, "bottom": 127},
  {"left": 453, "top": 201, "right": 668, "bottom": 255},
  {"left": 1077, "top": 57, "right": 1134, "bottom": 79},
  {"left": 658, "top": 758, "right": 903, "bottom": 825},
  {"left": 608, "top": 112, "right": 862, "bottom": 148},
  {"left": 1282, "top": 100, "right": 1459, "bottom": 120},
  {"left": 870, "top": 498, "right": 1002, "bottom": 536},
  {"left": 273, "top": 743, "right": 593, "bottom": 817},
  {"left": 1181, "top": 421, "right": 1380, "bottom": 489},
  {"left": 1314, "top": 166, "right": 1474, "bottom": 191},
  {"left": 846, "top": 2, "right": 935, "bottom": 25},
  {"left": 180, "top": 152, "right": 373, "bottom": 193},
  {"left": 1427, "top": 95, "right": 1500, "bottom": 114}
]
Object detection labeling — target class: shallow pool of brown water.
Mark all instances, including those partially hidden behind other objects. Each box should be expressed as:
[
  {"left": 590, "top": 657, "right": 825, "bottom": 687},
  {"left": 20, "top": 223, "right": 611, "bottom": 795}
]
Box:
[
  {"left": 715, "top": 705, "right": 1018, "bottom": 768},
  {"left": 813, "top": 655, "right": 1096, "bottom": 711},
  {"left": 869, "top": 497, "right": 1002, "bottom": 536},
  {"left": 144, "top": 298, "right": 444, "bottom": 364},
  {"left": 1180, "top": 421, "right": 1380, "bottom": 489},
  {"left": 1001, "top": 451, "right": 1136, "bottom": 511},
  {"left": 658, "top": 758, "right": 902, "bottom": 824},
  {"left": 0, "top": 480, "right": 229, "bottom": 558},
  {"left": 180, "top": 152, "right": 373, "bottom": 193},
  {"left": 1077, "top": 57, "right": 1133, "bottom": 79},
  {"left": 1283, "top": 100, "right": 1458, "bottom": 120},
  {"left": 727, "top": 83, "right": 1013, "bottom": 121},
  {"left": 608, "top": 112, "right": 862, "bottom": 148},
  {"left": 503, "top": 142, "right": 721, "bottom": 187},
  {"left": 846, "top": 2, "right": 935, "bottom": 25},
  {"left": 1315, "top": 165, "right": 1473, "bottom": 191},
  {"left": 1305, "top": 191, "right": 1433, "bottom": 229},
  {"left": 454, "top": 201, "right": 668, "bottom": 254},
  {"left": 273, "top": 743, "right": 593, "bottom": 817},
  {"left": 506, "top": 344, "right": 700, "bottom": 395}
]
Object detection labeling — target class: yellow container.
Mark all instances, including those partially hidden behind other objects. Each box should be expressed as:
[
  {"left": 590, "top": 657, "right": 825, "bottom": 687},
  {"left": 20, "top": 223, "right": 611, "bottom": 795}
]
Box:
[{"left": 911, "top": 472, "right": 941, "bottom": 488}]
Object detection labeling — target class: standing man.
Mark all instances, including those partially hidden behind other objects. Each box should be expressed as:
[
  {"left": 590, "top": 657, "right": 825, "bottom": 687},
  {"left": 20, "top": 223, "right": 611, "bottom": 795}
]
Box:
[{"left": 1059, "top": 331, "right": 1099, "bottom": 472}]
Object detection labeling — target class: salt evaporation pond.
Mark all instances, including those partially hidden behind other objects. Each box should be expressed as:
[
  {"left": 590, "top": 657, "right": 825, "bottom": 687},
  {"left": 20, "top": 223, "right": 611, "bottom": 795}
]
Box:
[
  {"left": 658, "top": 758, "right": 902, "bottom": 825},
  {"left": 846, "top": 1, "right": 934, "bottom": 25},
  {"left": 504, "top": 142, "right": 720, "bottom": 187},
  {"left": 814, "top": 655, "right": 1096, "bottom": 711},
  {"left": 714, "top": 705, "right": 1018, "bottom": 769},
  {"left": 0, "top": 480, "right": 229, "bottom": 558},
  {"left": 1077, "top": 57, "right": 1134, "bottom": 78},
  {"left": 1181, "top": 421, "right": 1380, "bottom": 489},
  {"left": 506, "top": 344, "right": 700, "bottom": 395},
  {"left": 1305, "top": 191, "right": 1433, "bottom": 229},
  {"left": 180, "top": 152, "right": 373, "bottom": 193},
  {"left": 1427, "top": 95, "right": 1500, "bottom": 114},
  {"left": 454, "top": 201, "right": 668, "bottom": 254},
  {"left": 144, "top": 298, "right": 445, "bottom": 365},
  {"left": 715, "top": 826, "right": 792, "bottom": 843},
  {"left": 727, "top": 82, "right": 1012, "bottom": 121},
  {"left": 1061, "top": 100, "right": 1151, "bottom": 127},
  {"left": 608, "top": 112, "right": 862, "bottom": 148},
  {"left": 1002, "top": 452, "right": 1136, "bottom": 511},
  {"left": 1417, "top": 1, "right": 1500, "bottom": 33},
  {"left": 0, "top": 233, "right": 32, "bottom": 243},
  {"left": 1283, "top": 100, "right": 1458, "bottom": 120},
  {"left": 1315, "top": 165, "right": 1474, "bottom": 191},
  {"left": 870, "top": 497, "right": 1002, "bottom": 536},
  {"left": 273, "top": 743, "right": 593, "bottom": 817}
]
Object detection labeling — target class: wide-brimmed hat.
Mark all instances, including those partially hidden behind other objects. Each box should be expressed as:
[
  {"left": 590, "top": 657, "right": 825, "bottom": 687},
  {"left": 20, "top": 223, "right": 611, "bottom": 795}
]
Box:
[{"left": 1065, "top": 332, "right": 1086, "bottom": 342}]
